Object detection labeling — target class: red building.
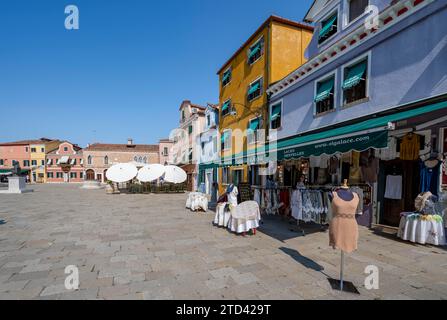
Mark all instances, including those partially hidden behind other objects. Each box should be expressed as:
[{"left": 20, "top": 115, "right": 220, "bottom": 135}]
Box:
[{"left": 46, "top": 141, "right": 84, "bottom": 183}]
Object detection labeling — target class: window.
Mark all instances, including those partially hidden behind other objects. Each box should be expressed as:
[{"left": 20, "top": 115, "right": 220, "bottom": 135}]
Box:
[
  {"left": 64, "top": 147, "right": 68, "bottom": 152},
  {"left": 233, "top": 169, "right": 243, "bottom": 185},
  {"left": 221, "top": 99, "right": 231, "bottom": 117},
  {"left": 163, "top": 147, "right": 168, "bottom": 156},
  {"left": 71, "top": 158, "right": 77, "bottom": 165},
  {"left": 182, "top": 110, "right": 185, "bottom": 121},
  {"left": 104, "top": 156, "right": 109, "bottom": 165},
  {"left": 222, "top": 68, "right": 232, "bottom": 87},
  {"left": 41, "top": 148, "right": 44, "bottom": 153},
  {"left": 23, "top": 160, "right": 29, "bottom": 167},
  {"left": 348, "top": 0, "right": 369, "bottom": 23},
  {"left": 247, "top": 78, "right": 262, "bottom": 102},
  {"left": 0, "top": 159, "right": 3, "bottom": 166},
  {"left": 318, "top": 12, "right": 338, "bottom": 44},
  {"left": 247, "top": 117, "right": 261, "bottom": 145},
  {"left": 134, "top": 156, "right": 138, "bottom": 162},
  {"left": 88, "top": 155, "right": 92, "bottom": 165},
  {"left": 139, "top": 156, "right": 143, "bottom": 163},
  {"left": 70, "top": 172, "right": 77, "bottom": 179},
  {"left": 222, "top": 130, "right": 232, "bottom": 151},
  {"left": 31, "top": 148, "right": 37, "bottom": 153},
  {"left": 80, "top": 172, "right": 84, "bottom": 179},
  {"left": 188, "top": 148, "right": 193, "bottom": 162},
  {"left": 47, "top": 172, "right": 54, "bottom": 179},
  {"left": 41, "top": 160, "right": 45, "bottom": 166},
  {"left": 188, "top": 125, "right": 193, "bottom": 135},
  {"left": 248, "top": 37, "right": 264, "bottom": 65},
  {"left": 25, "top": 147, "right": 28, "bottom": 152},
  {"left": 222, "top": 167, "right": 231, "bottom": 184},
  {"left": 143, "top": 157, "right": 147, "bottom": 163},
  {"left": 201, "top": 142, "right": 205, "bottom": 155},
  {"left": 207, "top": 115, "right": 211, "bottom": 127},
  {"left": 315, "top": 75, "right": 335, "bottom": 115},
  {"left": 213, "top": 137, "right": 217, "bottom": 154},
  {"left": 31, "top": 160, "right": 37, "bottom": 166},
  {"left": 270, "top": 102, "right": 282, "bottom": 129},
  {"left": 342, "top": 57, "right": 368, "bottom": 105},
  {"left": 56, "top": 172, "right": 63, "bottom": 178}
]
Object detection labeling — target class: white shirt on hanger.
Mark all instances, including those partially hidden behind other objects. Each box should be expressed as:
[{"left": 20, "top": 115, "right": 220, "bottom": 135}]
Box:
[{"left": 384, "top": 175, "right": 402, "bottom": 200}]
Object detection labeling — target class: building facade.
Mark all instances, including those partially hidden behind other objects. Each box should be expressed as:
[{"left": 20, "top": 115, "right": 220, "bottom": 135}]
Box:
[
  {"left": 258, "top": 0, "right": 447, "bottom": 228},
  {"left": 82, "top": 139, "right": 159, "bottom": 183},
  {"left": 217, "top": 15, "right": 314, "bottom": 194},
  {"left": 171, "top": 100, "right": 206, "bottom": 191},
  {"left": 158, "top": 138, "right": 174, "bottom": 165},
  {"left": 197, "top": 104, "right": 220, "bottom": 196},
  {"left": 30, "top": 139, "right": 62, "bottom": 183},
  {"left": 46, "top": 141, "right": 84, "bottom": 183}
]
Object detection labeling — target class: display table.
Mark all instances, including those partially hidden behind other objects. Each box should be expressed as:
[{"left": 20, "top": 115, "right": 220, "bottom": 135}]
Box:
[
  {"left": 186, "top": 192, "right": 208, "bottom": 212},
  {"left": 214, "top": 203, "right": 231, "bottom": 227},
  {"left": 397, "top": 212, "right": 446, "bottom": 246},
  {"left": 228, "top": 201, "right": 261, "bottom": 235}
]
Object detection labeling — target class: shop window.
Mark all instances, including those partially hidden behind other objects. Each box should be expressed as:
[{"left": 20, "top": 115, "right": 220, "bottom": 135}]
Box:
[
  {"left": 247, "top": 78, "right": 262, "bottom": 102},
  {"left": 233, "top": 169, "right": 243, "bottom": 185},
  {"left": 318, "top": 12, "right": 338, "bottom": 44},
  {"left": 221, "top": 68, "right": 232, "bottom": 87},
  {"left": 315, "top": 76, "right": 335, "bottom": 115},
  {"left": 342, "top": 58, "right": 368, "bottom": 105},
  {"left": 247, "top": 37, "right": 264, "bottom": 65},
  {"left": 348, "top": 0, "right": 369, "bottom": 23}
]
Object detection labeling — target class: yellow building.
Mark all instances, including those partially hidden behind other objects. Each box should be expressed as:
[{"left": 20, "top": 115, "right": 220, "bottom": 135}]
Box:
[
  {"left": 30, "top": 139, "right": 61, "bottom": 183},
  {"left": 217, "top": 15, "right": 313, "bottom": 194}
]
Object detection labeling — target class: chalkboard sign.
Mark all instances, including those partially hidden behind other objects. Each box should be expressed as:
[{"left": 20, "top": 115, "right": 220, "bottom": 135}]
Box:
[{"left": 238, "top": 183, "right": 252, "bottom": 202}]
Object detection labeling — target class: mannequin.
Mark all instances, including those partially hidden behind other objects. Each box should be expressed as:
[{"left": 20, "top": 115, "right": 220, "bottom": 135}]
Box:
[{"left": 328, "top": 179, "right": 359, "bottom": 291}]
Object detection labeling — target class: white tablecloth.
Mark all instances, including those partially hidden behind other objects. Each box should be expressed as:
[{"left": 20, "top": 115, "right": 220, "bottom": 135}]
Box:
[
  {"left": 186, "top": 192, "right": 208, "bottom": 212},
  {"left": 397, "top": 213, "right": 446, "bottom": 246},
  {"left": 214, "top": 203, "right": 231, "bottom": 227},
  {"left": 228, "top": 201, "right": 261, "bottom": 234}
]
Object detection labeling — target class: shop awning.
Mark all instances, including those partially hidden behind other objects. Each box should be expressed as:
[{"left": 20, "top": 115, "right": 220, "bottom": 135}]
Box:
[
  {"left": 248, "top": 43, "right": 261, "bottom": 59},
  {"left": 271, "top": 104, "right": 281, "bottom": 121},
  {"left": 342, "top": 61, "right": 367, "bottom": 90},
  {"left": 315, "top": 78, "right": 334, "bottom": 102},
  {"left": 47, "top": 159, "right": 52, "bottom": 165},
  {"left": 248, "top": 82, "right": 260, "bottom": 95},
  {"left": 319, "top": 15, "right": 337, "bottom": 39},
  {"left": 249, "top": 118, "right": 260, "bottom": 131},
  {"left": 59, "top": 156, "right": 69, "bottom": 164},
  {"left": 223, "top": 99, "right": 447, "bottom": 163},
  {"left": 0, "top": 169, "right": 12, "bottom": 175}
]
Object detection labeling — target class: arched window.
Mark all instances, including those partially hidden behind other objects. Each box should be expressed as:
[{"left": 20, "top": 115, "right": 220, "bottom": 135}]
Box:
[
  {"left": 139, "top": 156, "right": 143, "bottom": 163},
  {"left": 143, "top": 157, "right": 147, "bottom": 163},
  {"left": 104, "top": 156, "right": 108, "bottom": 165},
  {"left": 88, "top": 155, "right": 92, "bottom": 165},
  {"left": 134, "top": 156, "right": 138, "bottom": 162}
]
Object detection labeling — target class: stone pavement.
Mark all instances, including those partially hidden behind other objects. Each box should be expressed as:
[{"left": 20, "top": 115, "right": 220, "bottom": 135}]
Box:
[{"left": 0, "top": 184, "right": 446, "bottom": 300}]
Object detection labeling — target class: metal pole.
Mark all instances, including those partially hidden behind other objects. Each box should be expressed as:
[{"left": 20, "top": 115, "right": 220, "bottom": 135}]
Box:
[{"left": 340, "top": 250, "right": 344, "bottom": 291}]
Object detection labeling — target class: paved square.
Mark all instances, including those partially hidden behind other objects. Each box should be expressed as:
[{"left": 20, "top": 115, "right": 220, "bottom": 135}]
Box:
[{"left": 0, "top": 184, "right": 446, "bottom": 300}]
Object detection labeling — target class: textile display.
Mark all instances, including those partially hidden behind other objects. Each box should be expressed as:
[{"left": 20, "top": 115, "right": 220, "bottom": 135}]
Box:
[
  {"left": 384, "top": 175, "right": 403, "bottom": 199},
  {"left": 214, "top": 203, "right": 231, "bottom": 227},
  {"left": 227, "top": 201, "right": 261, "bottom": 234},
  {"left": 419, "top": 159, "right": 441, "bottom": 196},
  {"left": 398, "top": 212, "right": 446, "bottom": 246},
  {"left": 186, "top": 192, "right": 208, "bottom": 212},
  {"left": 400, "top": 133, "right": 420, "bottom": 160}
]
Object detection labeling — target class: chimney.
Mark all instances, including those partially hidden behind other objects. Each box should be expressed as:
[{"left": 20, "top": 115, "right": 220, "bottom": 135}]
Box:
[{"left": 127, "top": 138, "right": 133, "bottom": 146}]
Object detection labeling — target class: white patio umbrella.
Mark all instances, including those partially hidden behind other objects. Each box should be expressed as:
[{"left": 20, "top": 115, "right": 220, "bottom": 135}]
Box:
[
  {"left": 105, "top": 163, "right": 138, "bottom": 183},
  {"left": 163, "top": 165, "right": 187, "bottom": 184},
  {"left": 137, "top": 164, "right": 166, "bottom": 182}
]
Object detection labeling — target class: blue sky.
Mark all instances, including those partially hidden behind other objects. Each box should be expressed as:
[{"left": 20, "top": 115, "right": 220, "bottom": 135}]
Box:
[{"left": 0, "top": 0, "right": 313, "bottom": 147}]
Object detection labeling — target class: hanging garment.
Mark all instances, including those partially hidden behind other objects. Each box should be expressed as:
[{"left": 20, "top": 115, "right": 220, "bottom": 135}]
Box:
[
  {"left": 253, "top": 189, "right": 261, "bottom": 206},
  {"left": 228, "top": 186, "right": 239, "bottom": 207},
  {"left": 329, "top": 191, "right": 359, "bottom": 253},
  {"left": 420, "top": 159, "right": 441, "bottom": 196},
  {"left": 291, "top": 189, "right": 303, "bottom": 220},
  {"left": 350, "top": 186, "right": 364, "bottom": 215},
  {"left": 400, "top": 133, "right": 420, "bottom": 160},
  {"left": 378, "top": 137, "right": 397, "bottom": 161},
  {"left": 349, "top": 166, "right": 362, "bottom": 184},
  {"left": 341, "top": 152, "right": 352, "bottom": 164},
  {"left": 328, "top": 155, "right": 340, "bottom": 175},
  {"left": 384, "top": 175, "right": 403, "bottom": 199},
  {"left": 361, "top": 156, "right": 380, "bottom": 183},
  {"left": 317, "top": 168, "right": 328, "bottom": 185},
  {"left": 352, "top": 151, "right": 360, "bottom": 167}
]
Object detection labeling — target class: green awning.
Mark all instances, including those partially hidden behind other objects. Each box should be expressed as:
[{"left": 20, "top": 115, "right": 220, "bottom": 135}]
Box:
[
  {"left": 222, "top": 70, "right": 231, "bottom": 83},
  {"left": 248, "top": 82, "right": 260, "bottom": 95},
  {"left": 249, "top": 118, "right": 260, "bottom": 131},
  {"left": 222, "top": 99, "right": 447, "bottom": 163},
  {"left": 0, "top": 169, "right": 12, "bottom": 174},
  {"left": 248, "top": 43, "right": 261, "bottom": 59},
  {"left": 221, "top": 100, "right": 230, "bottom": 112},
  {"left": 319, "top": 14, "right": 337, "bottom": 39},
  {"left": 271, "top": 103, "right": 281, "bottom": 121},
  {"left": 315, "top": 78, "right": 334, "bottom": 102},
  {"left": 342, "top": 61, "right": 367, "bottom": 90}
]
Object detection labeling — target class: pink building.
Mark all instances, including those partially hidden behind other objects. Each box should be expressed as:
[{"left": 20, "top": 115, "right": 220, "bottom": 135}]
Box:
[{"left": 46, "top": 142, "right": 84, "bottom": 183}]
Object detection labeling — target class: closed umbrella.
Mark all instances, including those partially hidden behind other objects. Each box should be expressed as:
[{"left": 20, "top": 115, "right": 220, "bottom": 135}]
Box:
[
  {"left": 106, "top": 163, "right": 138, "bottom": 183},
  {"left": 163, "top": 165, "right": 187, "bottom": 184},
  {"left": 137, "top": 164, "right": 165, "bottom": 182}
]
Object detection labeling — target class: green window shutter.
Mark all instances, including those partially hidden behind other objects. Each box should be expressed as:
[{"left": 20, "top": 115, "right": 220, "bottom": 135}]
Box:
[
  {"left": 271, "top": 104, "right": 281, "bottom": 121},
  {"left": 249, "top": 118, "right": 260, "bottom": 131},
  {"left": 248, "top": 82, "right": 260, "bottom": 95},
  {"left": 188, "top": 125, "right": 193, "bottom": 134},
  {"left": 315, "top": 77, "right": 335, "bottom": 102},
  {"left": 222, "top": 70, "right": 231, "bottom": 83},
  {"left": 319, "top": 14, "right": 337, "bottom": 39},
  {"left": 222, "top": 100, "right": 230, "bottom": 112},
  {"left": 342, "top": 61, "right": 367, "bottom": 90}
]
